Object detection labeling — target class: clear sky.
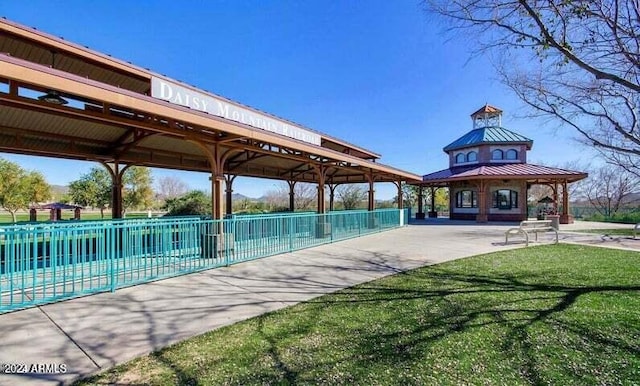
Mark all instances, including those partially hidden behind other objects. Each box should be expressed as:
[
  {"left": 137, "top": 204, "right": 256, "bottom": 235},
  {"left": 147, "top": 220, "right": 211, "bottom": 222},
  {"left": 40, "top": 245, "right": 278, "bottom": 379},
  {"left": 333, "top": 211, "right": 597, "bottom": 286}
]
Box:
[{"left": 0, "top": 1, "right": 592, "bottom": 199}]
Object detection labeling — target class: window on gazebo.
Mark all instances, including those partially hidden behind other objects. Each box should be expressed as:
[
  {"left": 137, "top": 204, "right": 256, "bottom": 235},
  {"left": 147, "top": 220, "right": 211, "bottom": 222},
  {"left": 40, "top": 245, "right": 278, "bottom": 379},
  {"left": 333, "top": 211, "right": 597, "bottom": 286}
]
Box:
[
  {"left": 455, "top": 153, "right": 465, "bottom": 163},
  {"left": 492, "top": 149, "right": 503, "bottom": 160},
  {"left": 456, "top": 190, "right": 477, "bottom": 208},
  {"left": 467, "top": 151, "right": 478, "bottom": 162},
  {"left": 492, "top": 189, "right": 518, "bottom": 209},
  {"left": 506, "top": 149, "right": 518, "bottom": 160}
]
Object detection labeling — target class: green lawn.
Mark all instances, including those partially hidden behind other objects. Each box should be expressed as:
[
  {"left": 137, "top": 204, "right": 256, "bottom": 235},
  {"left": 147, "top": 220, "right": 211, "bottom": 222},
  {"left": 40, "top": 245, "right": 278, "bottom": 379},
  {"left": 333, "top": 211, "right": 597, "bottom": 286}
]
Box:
[
  {"left": 0, "top": 212, "right": 156, "bottom": 224},
  {"left": 77, "top": 244, "right": 640, "bottom": 385}
]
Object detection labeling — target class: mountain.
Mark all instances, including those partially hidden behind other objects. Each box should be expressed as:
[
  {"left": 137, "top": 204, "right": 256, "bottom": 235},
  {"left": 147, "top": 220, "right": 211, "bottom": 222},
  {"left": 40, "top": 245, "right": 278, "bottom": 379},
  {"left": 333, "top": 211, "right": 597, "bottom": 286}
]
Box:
[
  {"left": 50, "top": 185, "right": 69, "bottom": 201},
  {"left": 232, "top": 193, "right": 254, "bottom": 201}
]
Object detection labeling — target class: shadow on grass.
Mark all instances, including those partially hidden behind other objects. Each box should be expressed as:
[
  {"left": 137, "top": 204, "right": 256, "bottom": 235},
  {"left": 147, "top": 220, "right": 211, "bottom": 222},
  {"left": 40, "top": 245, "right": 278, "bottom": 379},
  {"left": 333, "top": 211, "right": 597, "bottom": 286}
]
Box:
[
  {"left": 69, "top": 247, "right": 640, "bottom": 385},
  {"left": 225, "top": 267, "right": 640, "bottom": 384}
]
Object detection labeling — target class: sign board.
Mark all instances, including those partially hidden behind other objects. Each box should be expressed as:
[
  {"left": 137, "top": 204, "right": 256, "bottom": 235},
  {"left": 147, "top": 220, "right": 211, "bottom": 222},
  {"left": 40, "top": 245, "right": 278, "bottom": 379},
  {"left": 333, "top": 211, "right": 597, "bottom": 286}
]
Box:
[{"left": 151, "top": 77, "right": 322, "bottom": 146}]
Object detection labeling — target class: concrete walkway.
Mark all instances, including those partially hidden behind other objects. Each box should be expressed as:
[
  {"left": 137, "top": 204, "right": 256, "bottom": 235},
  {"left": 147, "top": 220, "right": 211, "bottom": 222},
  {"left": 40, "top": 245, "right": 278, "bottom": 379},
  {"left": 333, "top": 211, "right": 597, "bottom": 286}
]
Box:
[{"left": 0, "top": 221, "right": 637, "bottom": 385}]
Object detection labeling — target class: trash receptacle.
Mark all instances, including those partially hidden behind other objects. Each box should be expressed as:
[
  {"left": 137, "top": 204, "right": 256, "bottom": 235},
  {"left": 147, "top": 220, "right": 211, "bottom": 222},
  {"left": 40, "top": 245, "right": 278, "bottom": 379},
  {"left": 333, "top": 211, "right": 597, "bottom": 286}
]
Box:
[{"left": 546, "top": 214, "right": 560, "bottom": 230}]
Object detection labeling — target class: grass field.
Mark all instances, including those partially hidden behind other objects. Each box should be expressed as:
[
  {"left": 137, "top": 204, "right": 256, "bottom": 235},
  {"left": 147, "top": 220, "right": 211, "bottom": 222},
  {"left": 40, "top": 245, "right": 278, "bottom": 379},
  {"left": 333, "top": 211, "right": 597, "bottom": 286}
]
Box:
[
  {"left": 0, "top": 212, "right": 158, "bottom": 224},
  {"left": 77, "top": 244, "right": 640, "bottom": 385}
]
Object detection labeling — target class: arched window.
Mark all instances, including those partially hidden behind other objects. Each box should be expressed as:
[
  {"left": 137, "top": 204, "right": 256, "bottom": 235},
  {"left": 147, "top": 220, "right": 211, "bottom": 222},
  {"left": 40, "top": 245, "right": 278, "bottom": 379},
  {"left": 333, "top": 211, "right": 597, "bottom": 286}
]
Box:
[
  {"left": 506, "top": 149, "right": 518, "bottom": 160},
  {"left": 466, "top": 151, "right": 478, "bottom": 162},
  {"left": 455, "top": 190, "right": 477, "bottom": 208},
  {"left": 455, "top": 153, "right": 465, "bottom": 163},
  {"left": 492, "top": 149, "right": 503, "bottom": 160},
  {"left": 492, "top": 189, "right": 518, "bottom": 209}
]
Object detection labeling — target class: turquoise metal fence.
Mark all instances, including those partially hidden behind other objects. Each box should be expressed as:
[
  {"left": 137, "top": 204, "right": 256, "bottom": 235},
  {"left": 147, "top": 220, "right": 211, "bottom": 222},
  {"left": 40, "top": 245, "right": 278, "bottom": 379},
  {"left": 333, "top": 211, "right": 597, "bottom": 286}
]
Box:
[{"left": 0, "top": 208, "right": 405, "bottom": 313}]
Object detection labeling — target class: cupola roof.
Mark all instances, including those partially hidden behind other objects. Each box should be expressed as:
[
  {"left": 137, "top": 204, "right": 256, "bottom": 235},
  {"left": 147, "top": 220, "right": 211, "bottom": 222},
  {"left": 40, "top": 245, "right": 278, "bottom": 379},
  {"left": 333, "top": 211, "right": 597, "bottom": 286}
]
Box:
[{"left": 443, "top": 126, "right": 533, "bottom": 152}]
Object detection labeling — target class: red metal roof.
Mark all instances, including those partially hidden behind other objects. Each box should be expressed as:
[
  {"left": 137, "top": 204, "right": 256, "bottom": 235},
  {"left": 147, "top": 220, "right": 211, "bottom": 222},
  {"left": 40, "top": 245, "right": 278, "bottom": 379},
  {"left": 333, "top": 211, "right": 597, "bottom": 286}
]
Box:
[
  {"left": 420, "top": 163, "right": 587, "bottom": 184},
  {"left": 470, "top": 104, "right": 502, "bottom": 118}
]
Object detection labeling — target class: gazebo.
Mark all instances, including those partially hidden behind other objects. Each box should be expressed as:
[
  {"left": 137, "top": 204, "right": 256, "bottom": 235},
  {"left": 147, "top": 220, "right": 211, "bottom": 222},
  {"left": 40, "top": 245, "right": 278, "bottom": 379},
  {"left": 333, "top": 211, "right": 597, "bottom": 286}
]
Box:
[{"left": 413, "top": 105, "right": 588, "bottom": 224}]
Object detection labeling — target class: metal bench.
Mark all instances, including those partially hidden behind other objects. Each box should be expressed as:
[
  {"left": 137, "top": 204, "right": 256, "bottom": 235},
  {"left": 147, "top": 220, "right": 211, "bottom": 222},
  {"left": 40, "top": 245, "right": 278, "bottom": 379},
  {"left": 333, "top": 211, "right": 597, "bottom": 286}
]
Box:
[{"left": 505, "top": 220, "right": 558, "bottom": 247}]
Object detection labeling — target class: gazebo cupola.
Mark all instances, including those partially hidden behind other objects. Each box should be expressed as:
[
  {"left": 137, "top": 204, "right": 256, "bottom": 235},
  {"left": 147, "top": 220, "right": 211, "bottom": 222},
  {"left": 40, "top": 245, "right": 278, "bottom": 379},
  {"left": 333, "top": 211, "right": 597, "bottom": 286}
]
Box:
[
  {"left": 472, "top": 104, "right": 502, "bottom": 128},
  {"left": 443, "top": 104, "right": 533, "bottom": 168}
]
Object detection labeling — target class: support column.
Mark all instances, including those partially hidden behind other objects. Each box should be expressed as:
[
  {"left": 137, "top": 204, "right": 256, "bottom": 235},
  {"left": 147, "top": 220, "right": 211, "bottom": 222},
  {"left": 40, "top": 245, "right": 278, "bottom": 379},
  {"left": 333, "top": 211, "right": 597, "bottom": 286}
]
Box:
[
  {"left": 105, "top": 161, "right": 125, "bottom": 219},
  {"left": 366, "top": 173, "right": 377, "bottom": 229},
  {"left": 553, "top": 182, "right": 559, "bottom": 214},
  {"left": 367, "top": 179, "right": 375, "bottom": 211},
  {"left": 287, "top": 180, "right": 296, "bottom": 212},
  {"left": 416, "top": 186, "right": 425, "bottom": 219},
  {"left": 317, "top": 181, "right": 326, "bottom": 214},
  {"left": 477, "top": 180, "right": 488, "bottom": 223},
  {"left": 224, "top": 174, "right": 236, "bottom": 217},
  {"left": 212, "top": 176, "right": 223, "bottom": 220},
  {"left": 429, "top": 187, "right": 438, "bottom": 218},
  {"left": 328, "top": 184, "right": 337, "bottom": 211},
  {"left": 395, "top": 181, "right": 404, "bottom": 209},
  {"left": 313, "top": 164, "right": 327, "bottom": 214},
  {"left": 560, "top": 180, "right": 573, "bottom": 224},
  {"left": 315, "top": 165, "right": 330, "bottom": 238}
]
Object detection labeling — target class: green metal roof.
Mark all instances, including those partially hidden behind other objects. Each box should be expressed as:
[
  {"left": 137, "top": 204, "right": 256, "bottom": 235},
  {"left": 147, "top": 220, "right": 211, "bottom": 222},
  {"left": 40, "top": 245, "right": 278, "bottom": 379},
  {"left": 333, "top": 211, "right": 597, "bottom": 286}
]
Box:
[{"left": 443, "top": 126, "right": 533, "bottom": 152}]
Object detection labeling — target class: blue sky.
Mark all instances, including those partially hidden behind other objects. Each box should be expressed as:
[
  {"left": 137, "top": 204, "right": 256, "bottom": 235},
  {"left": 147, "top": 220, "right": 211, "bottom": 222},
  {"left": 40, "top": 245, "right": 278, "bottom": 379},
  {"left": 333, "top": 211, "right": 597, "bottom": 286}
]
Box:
[{"left": 0, "top": 1, "right": 592, "bottom": 199}]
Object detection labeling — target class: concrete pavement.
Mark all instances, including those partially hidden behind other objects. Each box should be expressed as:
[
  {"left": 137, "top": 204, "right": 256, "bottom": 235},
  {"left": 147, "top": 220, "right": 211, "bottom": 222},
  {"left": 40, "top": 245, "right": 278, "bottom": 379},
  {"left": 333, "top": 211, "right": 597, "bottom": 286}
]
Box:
[{"left": 0, "top": 220, "right": 637, "bottom": 385}]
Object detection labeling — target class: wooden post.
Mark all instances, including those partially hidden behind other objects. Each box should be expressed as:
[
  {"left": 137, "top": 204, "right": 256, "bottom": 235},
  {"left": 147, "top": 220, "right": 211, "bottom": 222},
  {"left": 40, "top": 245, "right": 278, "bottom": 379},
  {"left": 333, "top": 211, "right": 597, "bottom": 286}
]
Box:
[
  {"left": 429, "top": 186, "right": 437, "bottom": 218},
  {"left": 477, "top": 180, "right": 488, "bottom": 223},
  {"left": 224, "top": 174, "right": 236, "bottom": 216},
  {"left": 395, "top": 181, "right": 403, "bottom": 209},
  {"left": 288, "top": 180, "right": 296, "bottom": 212}
]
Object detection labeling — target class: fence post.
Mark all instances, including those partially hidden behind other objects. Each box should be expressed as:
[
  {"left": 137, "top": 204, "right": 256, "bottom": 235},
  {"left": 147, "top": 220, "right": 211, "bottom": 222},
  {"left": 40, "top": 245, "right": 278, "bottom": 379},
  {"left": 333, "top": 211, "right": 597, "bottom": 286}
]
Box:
[
  {"left": 289, "top": 216, "right": 294, "bottom": 252},
  {"left": 110, "top": 225, "right": 116, "bottom": 292}
]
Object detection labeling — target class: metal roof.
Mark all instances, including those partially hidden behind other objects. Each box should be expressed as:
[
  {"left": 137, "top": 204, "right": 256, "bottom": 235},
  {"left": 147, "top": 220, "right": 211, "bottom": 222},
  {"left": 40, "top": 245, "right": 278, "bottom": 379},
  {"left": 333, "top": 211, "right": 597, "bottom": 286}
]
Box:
[
  {"left": 470, "top": 104, "right": 502, "bottom": 118},
  {"left": 419, "top": 163, "right": 587, "bottom": 184},
  {"left": 443, "top": 126, "right": 533, "bottom": 152},
  {"left": 0, "top": 18, "right": 422, "bottom": 185},
  {"left": 0, "top": 18, "right": 382, "bottom": 161}
]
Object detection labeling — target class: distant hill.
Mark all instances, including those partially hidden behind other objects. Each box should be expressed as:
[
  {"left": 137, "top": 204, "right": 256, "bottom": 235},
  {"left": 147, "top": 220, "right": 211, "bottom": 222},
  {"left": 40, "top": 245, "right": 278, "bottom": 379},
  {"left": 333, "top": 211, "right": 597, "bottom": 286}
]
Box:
[
  {"left": 50, "top": 185, "right": 69, "bottom": 200},
  {"left": 232, "top": 193, "right": 255, "bottom": 201}
]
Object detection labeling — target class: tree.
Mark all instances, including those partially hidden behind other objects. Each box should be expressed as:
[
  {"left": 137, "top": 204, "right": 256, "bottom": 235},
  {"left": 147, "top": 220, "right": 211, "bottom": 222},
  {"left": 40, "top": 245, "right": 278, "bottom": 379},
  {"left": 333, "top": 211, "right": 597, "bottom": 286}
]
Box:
[
  {"left": 0, "top": 158, "right": 52, "bottom": 222},
  {"left": 68, "top": 167, "right": 112, "bottom": 218},
  {"left": 427, "top": 1, "right": 640, "bottom": 173},
  {"left": 122, "top": 166, "right": 154, "bottom": 214},
  {"left": 263, "top": 182, "right": 317, "bottom": 212},
  {"left": 581, "top": 164, "right": 639, "bottom": 217},
  {"left": 163, "top": 190, "right": 211, "bottom": 216},
  {"left": 68, "top": 165, "right": 153, "bottom": 217},
  {"left": 26, "top": 171, "right": 52, "bottom": 205},
  {"left": 156, "top": 176, "right": 189, "bottom": 201},
  {"left": 336, "top": 184, "right": 367, "bottom": 210}
]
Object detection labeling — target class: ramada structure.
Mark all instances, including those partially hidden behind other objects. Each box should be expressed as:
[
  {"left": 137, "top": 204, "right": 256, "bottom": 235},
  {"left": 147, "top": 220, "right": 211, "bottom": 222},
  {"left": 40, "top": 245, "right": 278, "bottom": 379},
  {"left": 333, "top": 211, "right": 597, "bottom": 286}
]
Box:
[
  {"left": 413, "top": 105, "right": 587, "bottom": 224},
  {"left": 0, "top": 18, "right": 421, "bottom": 217},
  {"left": 0, "top": 18, "right": 590, "bottom": 315}
]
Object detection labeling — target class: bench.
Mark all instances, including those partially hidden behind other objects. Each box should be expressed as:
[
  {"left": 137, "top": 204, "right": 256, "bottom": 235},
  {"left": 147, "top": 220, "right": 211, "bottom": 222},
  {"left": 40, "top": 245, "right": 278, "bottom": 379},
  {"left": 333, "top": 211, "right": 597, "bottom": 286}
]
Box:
[
  {"left": 633, "top": 223, "right": 640, "bottom": 239},
  {"left": 505, "top": 220, "right": 558, "bottom": 247}
]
